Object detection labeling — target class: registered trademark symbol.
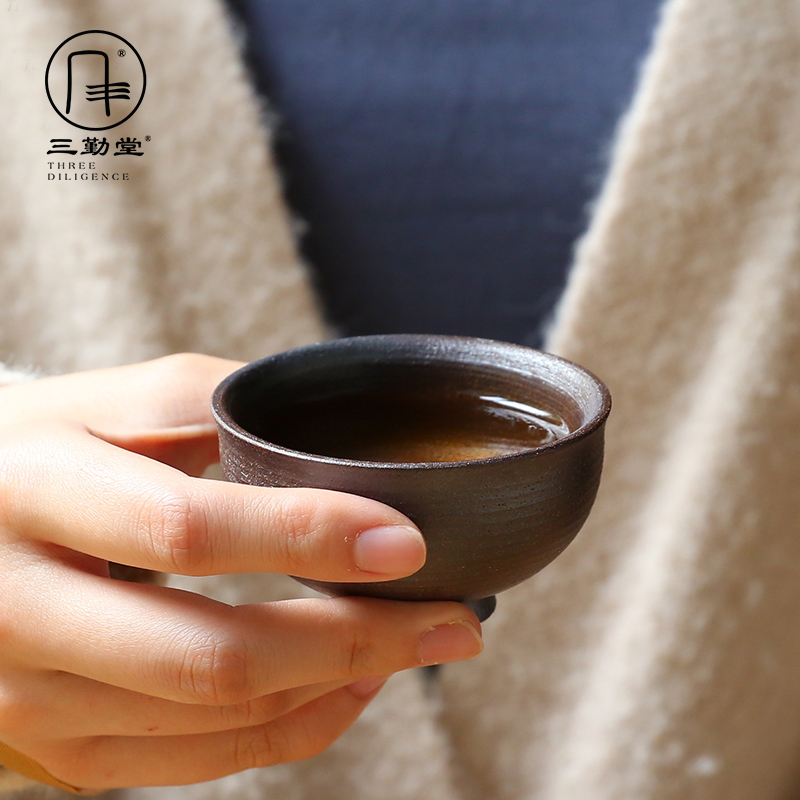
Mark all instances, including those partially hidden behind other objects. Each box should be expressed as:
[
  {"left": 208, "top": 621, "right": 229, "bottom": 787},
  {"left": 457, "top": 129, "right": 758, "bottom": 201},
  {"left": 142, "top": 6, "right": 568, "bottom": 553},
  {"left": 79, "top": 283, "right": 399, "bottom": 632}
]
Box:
[
  {"left": 145, "top": 135, "right": 151, "bottom": 142},
  {"left": 118, "top": 49, "right": 126, "bottom": 57}
]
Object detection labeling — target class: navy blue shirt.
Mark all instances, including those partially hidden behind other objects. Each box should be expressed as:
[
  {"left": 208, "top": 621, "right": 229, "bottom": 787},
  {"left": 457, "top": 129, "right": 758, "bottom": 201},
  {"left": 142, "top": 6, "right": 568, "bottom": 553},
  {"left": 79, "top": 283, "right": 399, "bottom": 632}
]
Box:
[{"left": 227, "top": 0, "right": 662, "bottom": 345}]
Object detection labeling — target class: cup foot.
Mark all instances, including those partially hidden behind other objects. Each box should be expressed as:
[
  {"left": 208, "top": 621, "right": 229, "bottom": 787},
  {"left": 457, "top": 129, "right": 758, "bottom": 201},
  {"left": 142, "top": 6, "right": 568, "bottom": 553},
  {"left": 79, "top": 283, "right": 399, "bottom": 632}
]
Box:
[{"left": 464, "top": 595, "right": 496, "bottom": 622}]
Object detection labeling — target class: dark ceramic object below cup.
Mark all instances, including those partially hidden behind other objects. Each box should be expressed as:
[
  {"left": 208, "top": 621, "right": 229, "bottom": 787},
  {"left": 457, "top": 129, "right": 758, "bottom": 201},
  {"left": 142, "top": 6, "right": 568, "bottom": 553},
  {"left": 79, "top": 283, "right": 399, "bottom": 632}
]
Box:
[{"left": 212, "top": 335, "right": 610, "bottom": 620}]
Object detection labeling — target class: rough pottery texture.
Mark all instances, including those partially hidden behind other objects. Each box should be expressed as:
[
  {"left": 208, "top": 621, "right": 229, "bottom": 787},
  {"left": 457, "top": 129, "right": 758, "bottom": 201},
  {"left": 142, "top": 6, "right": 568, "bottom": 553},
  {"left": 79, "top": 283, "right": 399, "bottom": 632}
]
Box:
[{"left": 213, "top": 335, "right": 610, "bottom": 605}]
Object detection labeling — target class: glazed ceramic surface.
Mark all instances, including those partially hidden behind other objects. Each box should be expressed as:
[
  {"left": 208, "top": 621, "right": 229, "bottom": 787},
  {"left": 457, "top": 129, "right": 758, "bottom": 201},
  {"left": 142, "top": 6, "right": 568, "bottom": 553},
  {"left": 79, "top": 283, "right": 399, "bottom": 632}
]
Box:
[{"left": 212, "top": 335, "right": 610, "bottom": 605}]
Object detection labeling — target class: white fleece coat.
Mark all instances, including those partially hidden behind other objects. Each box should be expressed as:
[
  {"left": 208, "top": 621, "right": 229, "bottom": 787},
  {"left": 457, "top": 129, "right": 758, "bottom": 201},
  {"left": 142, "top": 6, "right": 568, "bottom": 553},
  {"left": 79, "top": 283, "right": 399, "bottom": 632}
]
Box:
[{"left": 3, "top": 0, "right": 800, "bottom": 798}]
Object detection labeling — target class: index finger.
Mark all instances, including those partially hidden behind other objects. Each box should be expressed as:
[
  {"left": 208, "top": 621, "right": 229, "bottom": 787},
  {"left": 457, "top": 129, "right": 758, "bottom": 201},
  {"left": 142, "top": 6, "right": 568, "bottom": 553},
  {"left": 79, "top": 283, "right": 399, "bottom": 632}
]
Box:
[{"left": 4, "top": 422, "right": 426, "bottom": 582}]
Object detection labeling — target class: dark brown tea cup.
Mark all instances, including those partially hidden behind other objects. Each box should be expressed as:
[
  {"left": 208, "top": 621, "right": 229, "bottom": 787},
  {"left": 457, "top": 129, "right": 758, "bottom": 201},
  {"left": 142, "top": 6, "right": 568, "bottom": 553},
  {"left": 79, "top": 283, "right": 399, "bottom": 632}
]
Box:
[{"left": 212, "top": 335, "right": 610, "bottom": 620}]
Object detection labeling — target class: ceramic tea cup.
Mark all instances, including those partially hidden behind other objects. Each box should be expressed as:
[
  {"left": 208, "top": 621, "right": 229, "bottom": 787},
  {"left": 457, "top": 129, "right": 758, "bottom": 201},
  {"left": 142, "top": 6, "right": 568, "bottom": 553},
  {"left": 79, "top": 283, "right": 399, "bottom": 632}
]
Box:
[{"left": 212, "top": 335, "right": 610, "bottom": 620}]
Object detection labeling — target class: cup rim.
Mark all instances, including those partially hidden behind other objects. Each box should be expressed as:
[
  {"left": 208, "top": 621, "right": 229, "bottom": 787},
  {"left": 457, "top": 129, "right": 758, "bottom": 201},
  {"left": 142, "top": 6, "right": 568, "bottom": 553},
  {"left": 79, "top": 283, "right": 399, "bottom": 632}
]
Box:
[{"left": 212, "top": 334, "right": 612, "bottom": 471}]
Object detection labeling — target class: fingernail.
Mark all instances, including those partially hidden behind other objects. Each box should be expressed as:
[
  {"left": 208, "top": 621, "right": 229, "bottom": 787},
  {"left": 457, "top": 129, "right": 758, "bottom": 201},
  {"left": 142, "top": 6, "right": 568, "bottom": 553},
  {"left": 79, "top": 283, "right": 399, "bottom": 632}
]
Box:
[
  {"left": 354, "top": 525, "right": 426, "bottom": 575},
  {"left": 419, "top": 620, "right": 484, "bottom": 665},
  {"left": 348, "top": 675, "right": 389, "bottom": 698}
]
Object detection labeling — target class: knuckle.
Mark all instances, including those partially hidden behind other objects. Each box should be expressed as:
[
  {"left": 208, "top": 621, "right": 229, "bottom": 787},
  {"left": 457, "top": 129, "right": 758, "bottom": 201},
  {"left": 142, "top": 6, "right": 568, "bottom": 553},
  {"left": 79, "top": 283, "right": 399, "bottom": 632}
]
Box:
[
  {"left": 345, "top": 625, "right": 381, "bottom": 679},
  {"left": 234, "top": 723, "right": 284, "bottom": 771},
  {"left": 176, "top": 629, "right": 252, "bottom": 706},
  {"left": 144, "top": 488, "right": 211, "bottom": 575},
  {"left": 218, "top": 698, "right": 255, "bottom": 729},
  {"left": 332, "top": 597, "right": 412, "bottom": 676},
  {"left": 222, "top": 695, "right": 281, "bottom": 729},
  {"left": 265, "top": 493, "right": 329, "bottom": 573}
]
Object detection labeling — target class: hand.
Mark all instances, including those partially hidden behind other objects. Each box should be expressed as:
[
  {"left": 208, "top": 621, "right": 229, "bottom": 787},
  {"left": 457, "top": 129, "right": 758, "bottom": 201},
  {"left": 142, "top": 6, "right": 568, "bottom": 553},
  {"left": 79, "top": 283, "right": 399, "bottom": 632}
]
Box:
[{"left": 0, "top": 354, "right": 483, "bottom": 791}]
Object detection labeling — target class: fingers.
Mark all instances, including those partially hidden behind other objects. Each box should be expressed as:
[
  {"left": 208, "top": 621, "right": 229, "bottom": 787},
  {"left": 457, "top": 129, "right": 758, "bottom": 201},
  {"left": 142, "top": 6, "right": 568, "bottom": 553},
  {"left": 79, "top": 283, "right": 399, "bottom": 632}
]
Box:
[
  {"left": 0, "top": 669, "right": 351, "bottom": 739},
  {"left": 5, "top": 566, "right": 481, "bottom": 705},
  {"left": 27, "top": 682, "right": 386, "bottom": 790},
  {"left": 0, "top": 354, "right": 243, "bottom": 476},
  {"left": 0, "top": 353, "right": 243, "bottom": 434},
  {"left": 3, "top": 424, "right": 426, "bottom": 581}
]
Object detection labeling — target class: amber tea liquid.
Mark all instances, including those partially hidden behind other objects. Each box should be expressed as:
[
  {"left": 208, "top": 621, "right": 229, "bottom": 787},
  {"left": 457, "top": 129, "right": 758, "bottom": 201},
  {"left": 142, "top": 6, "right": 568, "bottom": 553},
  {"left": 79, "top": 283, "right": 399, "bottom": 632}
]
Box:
[{"left": 251, "top": 385, "right": 570, "bottom": 464}]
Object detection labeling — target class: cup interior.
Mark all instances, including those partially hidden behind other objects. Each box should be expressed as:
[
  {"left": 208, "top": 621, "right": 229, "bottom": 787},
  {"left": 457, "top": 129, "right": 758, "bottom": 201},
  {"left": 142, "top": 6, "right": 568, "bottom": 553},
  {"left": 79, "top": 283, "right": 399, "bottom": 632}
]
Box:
[{"left": 218, "top": 336, "right": 607, "bottom": 467}]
